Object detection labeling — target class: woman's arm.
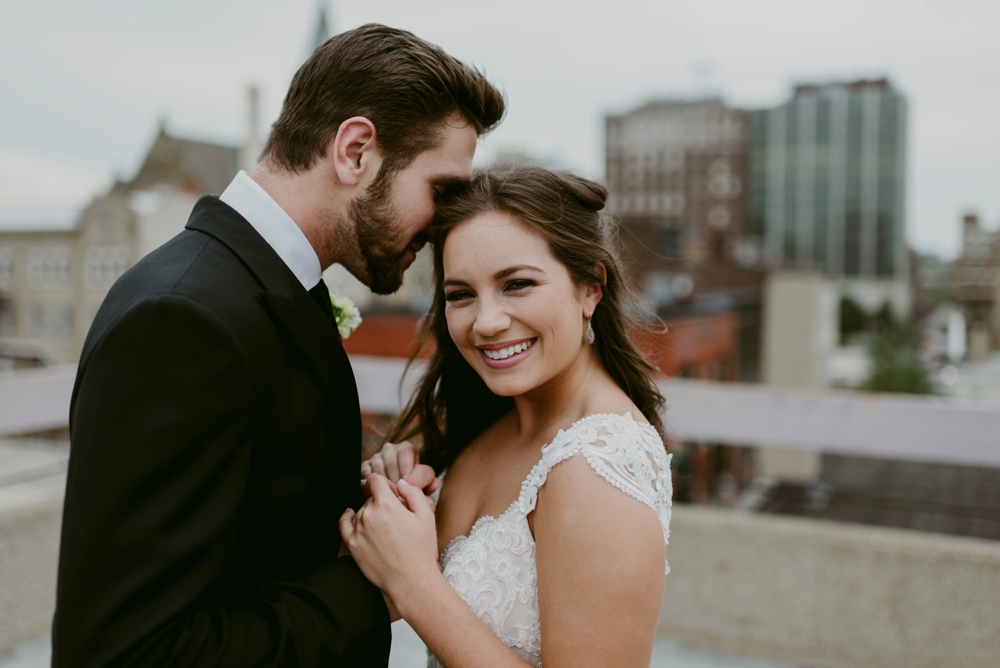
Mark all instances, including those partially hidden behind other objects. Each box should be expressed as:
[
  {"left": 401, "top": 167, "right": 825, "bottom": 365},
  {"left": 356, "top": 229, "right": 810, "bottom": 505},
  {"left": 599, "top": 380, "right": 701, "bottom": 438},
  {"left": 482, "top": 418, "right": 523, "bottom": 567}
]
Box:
[
  {"left": 340, "top": 476, "right": 533, "bottom": 668},
  {"left": 532, "top": 455, "right": 666, "bottom": 667},
  {"left": 340, "top": 454, "right": 666, "bottom": 668}
]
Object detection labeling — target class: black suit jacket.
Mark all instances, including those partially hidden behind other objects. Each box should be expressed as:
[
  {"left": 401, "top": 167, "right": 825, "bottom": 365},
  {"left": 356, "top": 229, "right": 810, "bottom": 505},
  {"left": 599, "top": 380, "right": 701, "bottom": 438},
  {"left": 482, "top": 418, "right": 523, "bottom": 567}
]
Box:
[{"left": 53, "top": 196, "right": 390, "bottom": 667}]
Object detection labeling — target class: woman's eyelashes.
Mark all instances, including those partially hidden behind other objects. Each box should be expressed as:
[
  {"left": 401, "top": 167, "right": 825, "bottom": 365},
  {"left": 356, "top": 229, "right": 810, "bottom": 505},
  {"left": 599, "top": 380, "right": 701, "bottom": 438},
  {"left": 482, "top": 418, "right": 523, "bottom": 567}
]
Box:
[
  {"left": 444, "top": 278, "right": 537, "bottom": 303},
  {"left": 504, "top": 278, "right": 536, "bottom": 292},
  {"left": 444, "top": 289, "right": 474, "bottom": 303}
]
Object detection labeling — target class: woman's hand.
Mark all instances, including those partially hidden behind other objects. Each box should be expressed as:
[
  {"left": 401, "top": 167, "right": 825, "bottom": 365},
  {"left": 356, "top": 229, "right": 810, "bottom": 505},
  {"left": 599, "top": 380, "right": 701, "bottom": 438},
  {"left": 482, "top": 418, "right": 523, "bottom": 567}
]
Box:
[
  {"left": 340, "top": 475, "right": 441, "bottom": 604},
  {"left": 361, "top": 441, "right": 441, "bottom": 499}
]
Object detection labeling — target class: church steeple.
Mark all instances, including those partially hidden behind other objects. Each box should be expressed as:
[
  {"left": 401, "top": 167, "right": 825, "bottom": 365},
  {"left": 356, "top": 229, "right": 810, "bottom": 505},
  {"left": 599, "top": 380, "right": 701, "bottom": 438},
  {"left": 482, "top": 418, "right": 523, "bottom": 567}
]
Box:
[{"left": 312, "top": 2, "right": 333, "bottom": 51}]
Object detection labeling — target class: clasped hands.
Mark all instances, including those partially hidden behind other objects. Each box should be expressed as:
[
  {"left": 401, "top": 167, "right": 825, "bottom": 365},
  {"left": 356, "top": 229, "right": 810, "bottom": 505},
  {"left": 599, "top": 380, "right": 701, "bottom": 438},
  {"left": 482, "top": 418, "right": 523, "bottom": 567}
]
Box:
[
  {"left": 339, "top": 441, "right": 442, "bottom": 622},
  {"left": 360, "top": 440, "right": 441, "bottom": 503}
]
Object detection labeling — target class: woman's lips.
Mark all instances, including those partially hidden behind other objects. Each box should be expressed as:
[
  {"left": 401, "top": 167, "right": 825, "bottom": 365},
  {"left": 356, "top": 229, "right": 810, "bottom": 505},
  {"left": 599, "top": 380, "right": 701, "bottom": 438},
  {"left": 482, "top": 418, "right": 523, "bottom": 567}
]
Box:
[{"left": 478, "top": 338, "right": 536, "bottom": 369}]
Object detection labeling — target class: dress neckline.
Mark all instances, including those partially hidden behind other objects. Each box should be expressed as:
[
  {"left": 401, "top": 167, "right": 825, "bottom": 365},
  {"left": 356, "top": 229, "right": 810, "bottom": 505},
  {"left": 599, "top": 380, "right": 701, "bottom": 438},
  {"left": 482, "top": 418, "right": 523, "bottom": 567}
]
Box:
[{"left": 439, "top": 411, "right": 651, "bottom": 560}]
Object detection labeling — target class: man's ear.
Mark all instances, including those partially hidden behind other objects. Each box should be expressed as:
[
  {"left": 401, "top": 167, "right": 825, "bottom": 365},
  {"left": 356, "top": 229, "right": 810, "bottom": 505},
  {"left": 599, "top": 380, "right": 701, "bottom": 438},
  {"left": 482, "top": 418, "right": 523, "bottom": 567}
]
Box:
[{"left": 329, "top": 117, "right": 381, "bottom": 186}]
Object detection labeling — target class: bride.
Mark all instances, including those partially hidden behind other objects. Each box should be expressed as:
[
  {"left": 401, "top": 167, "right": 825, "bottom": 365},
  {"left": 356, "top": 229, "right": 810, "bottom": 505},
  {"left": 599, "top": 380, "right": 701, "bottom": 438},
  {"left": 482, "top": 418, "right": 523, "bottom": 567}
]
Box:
[{"left": 339, "top": 165, "right": 672, "bottom": 667}]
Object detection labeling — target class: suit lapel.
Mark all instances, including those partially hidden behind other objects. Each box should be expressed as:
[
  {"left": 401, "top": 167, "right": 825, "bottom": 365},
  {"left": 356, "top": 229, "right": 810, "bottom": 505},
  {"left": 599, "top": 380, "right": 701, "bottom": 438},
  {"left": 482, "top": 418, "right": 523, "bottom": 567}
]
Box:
[{"left": 184, "top": 196, "right": 353, "bottom": 399}]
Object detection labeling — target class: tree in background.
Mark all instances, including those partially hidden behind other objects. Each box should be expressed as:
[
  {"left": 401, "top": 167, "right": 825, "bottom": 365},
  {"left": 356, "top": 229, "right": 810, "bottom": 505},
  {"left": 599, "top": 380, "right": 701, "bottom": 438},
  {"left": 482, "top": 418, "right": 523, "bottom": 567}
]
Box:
[
  {"left": 839, "top": 296, "right": 869, "bottom": 344},
  {"left": 861, "top": 305, "right": 935, "bottom": 395}
]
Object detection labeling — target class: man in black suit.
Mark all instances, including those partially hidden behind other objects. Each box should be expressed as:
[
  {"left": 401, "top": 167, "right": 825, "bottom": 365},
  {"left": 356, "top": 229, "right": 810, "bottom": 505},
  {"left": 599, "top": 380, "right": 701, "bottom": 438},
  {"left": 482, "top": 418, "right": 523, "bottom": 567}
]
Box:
[{"left": 53, "top": 24, "right": 504, "bottom": 667}]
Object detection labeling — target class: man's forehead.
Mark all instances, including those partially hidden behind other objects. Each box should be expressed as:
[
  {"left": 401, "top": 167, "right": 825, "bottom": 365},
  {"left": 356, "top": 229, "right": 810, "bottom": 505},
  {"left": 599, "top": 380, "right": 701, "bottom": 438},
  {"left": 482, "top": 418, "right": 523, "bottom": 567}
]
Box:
[{"left": 425, "top": 120, "right": 477, "bottom": 170}]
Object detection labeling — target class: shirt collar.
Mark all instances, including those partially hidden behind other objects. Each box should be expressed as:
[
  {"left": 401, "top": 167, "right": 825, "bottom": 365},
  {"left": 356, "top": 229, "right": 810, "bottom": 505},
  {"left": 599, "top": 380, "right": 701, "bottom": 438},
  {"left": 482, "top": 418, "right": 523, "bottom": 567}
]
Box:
[{"left": 219, "top": 171, "right": 322, "bottom": 291}]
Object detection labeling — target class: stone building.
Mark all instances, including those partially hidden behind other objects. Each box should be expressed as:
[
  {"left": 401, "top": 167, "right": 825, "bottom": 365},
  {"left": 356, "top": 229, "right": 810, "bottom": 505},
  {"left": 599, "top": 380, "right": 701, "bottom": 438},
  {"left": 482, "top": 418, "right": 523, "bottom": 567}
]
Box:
[
  {"left": 954, "top": 213, "right": 1000, "bottom": 359},
  {"left": 0, "top": 126, "right": 239, "bottom": 369}
]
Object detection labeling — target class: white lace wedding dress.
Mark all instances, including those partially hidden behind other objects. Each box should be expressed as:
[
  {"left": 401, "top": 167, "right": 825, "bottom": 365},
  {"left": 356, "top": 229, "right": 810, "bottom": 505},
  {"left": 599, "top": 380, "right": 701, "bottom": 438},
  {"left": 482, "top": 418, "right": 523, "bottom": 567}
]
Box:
[{"left": 426, "top": 412, "right": 672, "bottom": 667}]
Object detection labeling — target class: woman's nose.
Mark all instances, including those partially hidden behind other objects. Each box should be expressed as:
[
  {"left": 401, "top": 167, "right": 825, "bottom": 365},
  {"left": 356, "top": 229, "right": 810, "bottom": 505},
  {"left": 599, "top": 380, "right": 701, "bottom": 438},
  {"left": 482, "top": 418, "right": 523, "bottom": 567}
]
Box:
[{"left": 473, "top": 298, "right": 511, "bottom": 338}]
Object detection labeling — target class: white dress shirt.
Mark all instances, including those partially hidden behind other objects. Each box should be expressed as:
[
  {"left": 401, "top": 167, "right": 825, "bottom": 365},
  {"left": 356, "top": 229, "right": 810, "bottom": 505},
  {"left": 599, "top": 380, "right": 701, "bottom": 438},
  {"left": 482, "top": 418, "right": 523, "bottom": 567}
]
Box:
[{"left": 219, "top": 171, "right": 322, "bottom": 291}]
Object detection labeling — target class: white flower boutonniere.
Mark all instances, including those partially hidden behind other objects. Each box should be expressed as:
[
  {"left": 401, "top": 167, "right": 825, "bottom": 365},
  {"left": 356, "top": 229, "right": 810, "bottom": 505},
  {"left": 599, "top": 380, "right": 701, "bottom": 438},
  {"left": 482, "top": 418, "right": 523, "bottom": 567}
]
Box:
[{"left": 330, "top": 294, "right": 362, "bottom": 339}]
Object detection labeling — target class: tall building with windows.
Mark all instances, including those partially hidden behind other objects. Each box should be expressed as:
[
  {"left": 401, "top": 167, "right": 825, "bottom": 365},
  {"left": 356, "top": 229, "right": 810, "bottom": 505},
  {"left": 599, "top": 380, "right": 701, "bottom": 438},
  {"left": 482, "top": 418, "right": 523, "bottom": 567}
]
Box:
[
  {"left": 605, "top": 99, "right": 761, "bottom": 306},
  {"left": 748, "top": 78, "right": 910, "bottom": 314},
  {"left": 605, "top": 99, "right": 763, "bottom": 380}
]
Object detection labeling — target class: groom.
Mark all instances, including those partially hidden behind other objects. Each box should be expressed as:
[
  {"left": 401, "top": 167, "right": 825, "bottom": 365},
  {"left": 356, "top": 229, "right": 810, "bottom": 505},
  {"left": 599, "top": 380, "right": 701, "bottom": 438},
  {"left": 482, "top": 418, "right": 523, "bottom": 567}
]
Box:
[{"left": 53, "top": 24, "right": 503, "bottom": 667}]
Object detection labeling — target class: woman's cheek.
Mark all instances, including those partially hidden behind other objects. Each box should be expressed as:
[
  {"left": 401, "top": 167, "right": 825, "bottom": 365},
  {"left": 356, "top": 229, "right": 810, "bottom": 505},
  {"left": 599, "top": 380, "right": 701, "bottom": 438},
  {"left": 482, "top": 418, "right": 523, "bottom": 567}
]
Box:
[{"left": 446, "top": 309, "right": 474, "bottom": 358}]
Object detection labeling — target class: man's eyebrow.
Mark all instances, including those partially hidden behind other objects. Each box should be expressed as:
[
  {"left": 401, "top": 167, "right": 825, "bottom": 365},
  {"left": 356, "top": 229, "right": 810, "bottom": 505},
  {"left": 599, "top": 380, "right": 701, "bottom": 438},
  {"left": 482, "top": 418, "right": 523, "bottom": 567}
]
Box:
[{"left": 494, "top": 265, "right": 543, "bottom": 280}]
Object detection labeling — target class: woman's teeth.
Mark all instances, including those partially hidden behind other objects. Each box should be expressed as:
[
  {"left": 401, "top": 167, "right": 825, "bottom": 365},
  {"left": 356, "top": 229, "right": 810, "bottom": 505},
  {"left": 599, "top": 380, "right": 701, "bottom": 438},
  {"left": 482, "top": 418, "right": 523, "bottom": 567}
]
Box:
[{"left": 483, "top": 340, "right": 533, "bottom": 360}]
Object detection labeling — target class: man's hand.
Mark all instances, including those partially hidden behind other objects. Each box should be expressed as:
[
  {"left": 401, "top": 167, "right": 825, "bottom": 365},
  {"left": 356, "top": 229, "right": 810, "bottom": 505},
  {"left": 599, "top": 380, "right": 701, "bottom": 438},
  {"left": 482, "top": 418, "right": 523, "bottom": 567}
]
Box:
[{"left": 361, "top": 441, "right": 441, "bottom": 499}]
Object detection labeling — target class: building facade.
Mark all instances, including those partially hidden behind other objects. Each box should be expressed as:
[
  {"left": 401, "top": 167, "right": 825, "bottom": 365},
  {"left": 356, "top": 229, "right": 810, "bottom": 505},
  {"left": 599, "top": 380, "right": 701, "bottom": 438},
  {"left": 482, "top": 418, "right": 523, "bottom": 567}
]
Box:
[
  {"left": 605, "top": 99, "right": 763, "bottom": 380},
  {"left": 605, "top": 99, "right": 762, "bottom": 309},
  {"left": 748, "top": 78, "right": 910, "bottom": 315},
  {"left": 0, "top": 128, "right": 239, "bottom": 369},
  {"left": 954, "top": 213, "right": 1000, "bottom": 358}
]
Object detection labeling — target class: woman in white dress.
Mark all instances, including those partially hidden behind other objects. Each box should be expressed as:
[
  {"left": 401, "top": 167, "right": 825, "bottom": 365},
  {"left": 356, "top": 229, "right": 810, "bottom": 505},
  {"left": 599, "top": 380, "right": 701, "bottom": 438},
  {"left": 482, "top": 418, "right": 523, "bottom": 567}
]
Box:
[{"left": 339, "top": 165, "right": 672, "bottom": 668}]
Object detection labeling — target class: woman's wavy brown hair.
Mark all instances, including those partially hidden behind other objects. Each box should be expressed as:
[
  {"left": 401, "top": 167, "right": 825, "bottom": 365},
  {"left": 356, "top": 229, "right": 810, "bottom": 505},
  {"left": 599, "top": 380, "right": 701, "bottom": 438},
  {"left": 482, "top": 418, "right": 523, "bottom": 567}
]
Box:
[{"left": 387, "top": 165, "right": 665, "bottom": 473}]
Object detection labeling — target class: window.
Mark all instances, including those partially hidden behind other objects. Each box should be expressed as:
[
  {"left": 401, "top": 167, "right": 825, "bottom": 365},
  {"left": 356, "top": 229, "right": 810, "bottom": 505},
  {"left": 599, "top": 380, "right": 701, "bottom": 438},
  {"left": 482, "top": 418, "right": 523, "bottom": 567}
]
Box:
[
  {"left": 0, "top": 297, "right": 14, "bottom": 334},
  {"left": 0, "top": 247, "right": 12, "bottom": 290},
  {"left": 29, "top": 304, "right": 74, "bottom": 337},
  {"left": 84, "top": 245, "right": 131, "bottom": 290},
  {"left": 27, "top": 246, "right": 72, "bottom": 289}
]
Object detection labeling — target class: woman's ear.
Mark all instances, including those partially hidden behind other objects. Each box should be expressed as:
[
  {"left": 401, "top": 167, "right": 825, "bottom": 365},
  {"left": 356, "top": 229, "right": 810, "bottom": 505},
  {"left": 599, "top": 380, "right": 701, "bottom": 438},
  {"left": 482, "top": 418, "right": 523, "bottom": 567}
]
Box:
[
  {"left": 582, "top": 262, "right": 606, "bottom": 317},
  {"left": 328, "top": 116, "right": 381, "bottom": 187}
]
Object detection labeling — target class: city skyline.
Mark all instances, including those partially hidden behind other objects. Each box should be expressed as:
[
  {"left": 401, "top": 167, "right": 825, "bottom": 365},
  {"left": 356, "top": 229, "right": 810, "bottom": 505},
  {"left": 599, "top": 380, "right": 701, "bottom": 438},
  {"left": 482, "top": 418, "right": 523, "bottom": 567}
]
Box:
[{"left": 1, "top": 0, "right": 998, "bottom": 260}]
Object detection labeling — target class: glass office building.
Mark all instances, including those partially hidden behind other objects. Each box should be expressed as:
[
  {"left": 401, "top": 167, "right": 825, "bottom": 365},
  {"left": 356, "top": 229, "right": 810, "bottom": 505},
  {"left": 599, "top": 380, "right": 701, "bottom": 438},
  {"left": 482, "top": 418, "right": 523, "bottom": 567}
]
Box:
[{"left": 748, "top": 79, "right": 908, "bottom": 278}]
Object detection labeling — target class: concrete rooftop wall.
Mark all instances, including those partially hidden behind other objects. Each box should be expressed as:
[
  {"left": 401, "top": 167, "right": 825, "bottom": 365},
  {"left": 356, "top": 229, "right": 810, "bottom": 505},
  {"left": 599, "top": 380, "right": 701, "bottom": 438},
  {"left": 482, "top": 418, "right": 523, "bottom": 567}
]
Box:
[
  {"left": 661, "top": 506, "right": 1000, "bottom": 668},
  {"left": 4, "top": 475, "right": 1000, "bottom": 666}
]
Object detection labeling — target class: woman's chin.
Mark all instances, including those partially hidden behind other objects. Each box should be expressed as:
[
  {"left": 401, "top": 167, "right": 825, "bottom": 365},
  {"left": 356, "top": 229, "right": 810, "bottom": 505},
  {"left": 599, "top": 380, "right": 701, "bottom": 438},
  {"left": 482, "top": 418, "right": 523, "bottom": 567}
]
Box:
[{"left": 482, "top": 375, "right": 534, "bottom": 398}]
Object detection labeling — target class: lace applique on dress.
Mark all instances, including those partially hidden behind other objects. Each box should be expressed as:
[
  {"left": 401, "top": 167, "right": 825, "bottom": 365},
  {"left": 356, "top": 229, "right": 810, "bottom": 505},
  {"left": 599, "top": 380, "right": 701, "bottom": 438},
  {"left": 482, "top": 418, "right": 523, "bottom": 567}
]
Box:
[{"left": 427, "top": 412, "right": 672, "bottom": 668}]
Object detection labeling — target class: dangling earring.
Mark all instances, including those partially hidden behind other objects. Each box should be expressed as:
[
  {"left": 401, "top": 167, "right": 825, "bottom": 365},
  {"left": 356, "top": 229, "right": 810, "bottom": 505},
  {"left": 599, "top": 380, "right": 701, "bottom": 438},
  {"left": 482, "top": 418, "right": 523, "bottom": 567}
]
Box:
[{"left": 586, "top": 318, "right": 596, "bottom": 345}]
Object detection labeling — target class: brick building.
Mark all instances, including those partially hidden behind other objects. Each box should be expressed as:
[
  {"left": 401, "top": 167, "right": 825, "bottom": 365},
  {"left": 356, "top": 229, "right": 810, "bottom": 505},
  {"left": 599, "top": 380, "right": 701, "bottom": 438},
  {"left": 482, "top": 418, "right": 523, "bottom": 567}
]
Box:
[{"left": 605, "top": 98, "right": 763, "bottom": 380}]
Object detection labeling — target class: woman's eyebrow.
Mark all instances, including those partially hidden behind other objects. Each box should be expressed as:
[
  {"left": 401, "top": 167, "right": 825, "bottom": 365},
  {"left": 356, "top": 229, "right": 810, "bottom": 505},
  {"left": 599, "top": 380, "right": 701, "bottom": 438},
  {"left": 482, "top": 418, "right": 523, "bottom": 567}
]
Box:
[
  {"left": 443, "top": 266, "right": 543, "bottom": 288},
  {"left": 494, "top": 265, "right": 544, "bottom": 280}
]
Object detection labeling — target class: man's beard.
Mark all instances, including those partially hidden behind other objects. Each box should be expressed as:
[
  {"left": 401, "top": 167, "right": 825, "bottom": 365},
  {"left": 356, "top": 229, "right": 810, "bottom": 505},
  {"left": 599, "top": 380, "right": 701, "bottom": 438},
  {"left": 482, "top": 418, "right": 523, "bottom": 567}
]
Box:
[{"left": 348, "top": 169, "right": 416, "bottom": 295}]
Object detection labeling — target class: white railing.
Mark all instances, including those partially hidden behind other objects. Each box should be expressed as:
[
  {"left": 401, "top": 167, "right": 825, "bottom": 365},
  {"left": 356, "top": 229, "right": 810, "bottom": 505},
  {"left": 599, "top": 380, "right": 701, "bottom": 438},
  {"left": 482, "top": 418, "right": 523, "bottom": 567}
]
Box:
[
  {"left": 2, "top": 356, "right": 999, "bottom": 468},
  {"left": 0, "top": 365, "right": 76, "bottom": 437}
]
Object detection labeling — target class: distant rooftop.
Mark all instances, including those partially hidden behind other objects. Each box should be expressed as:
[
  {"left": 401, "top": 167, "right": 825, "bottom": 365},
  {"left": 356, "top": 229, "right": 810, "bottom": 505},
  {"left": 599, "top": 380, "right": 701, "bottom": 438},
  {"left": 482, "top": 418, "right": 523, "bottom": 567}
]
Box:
[
  {"left": 0, "top": 206, "right": 79, "bottom": 233},
  {"left": 130, "top": 129, "right": 240, "bottom": 197},
  {"left": 792, "top": 77, "right": 895, "bottom": 96}
]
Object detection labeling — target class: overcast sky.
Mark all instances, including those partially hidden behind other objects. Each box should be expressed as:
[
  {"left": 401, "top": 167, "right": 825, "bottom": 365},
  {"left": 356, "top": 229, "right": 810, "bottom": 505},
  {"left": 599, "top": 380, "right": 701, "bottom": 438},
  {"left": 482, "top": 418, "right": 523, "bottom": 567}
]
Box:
[{"left": 1, "top": 0, "right": 998, "bottom": 258}]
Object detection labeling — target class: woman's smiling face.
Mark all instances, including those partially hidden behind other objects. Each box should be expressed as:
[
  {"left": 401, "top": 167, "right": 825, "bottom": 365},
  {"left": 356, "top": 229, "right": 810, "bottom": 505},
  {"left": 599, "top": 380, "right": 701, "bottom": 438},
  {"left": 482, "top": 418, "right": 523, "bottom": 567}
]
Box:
[{"left": 441, "top": 210, "right": 600, "bottom": 397}]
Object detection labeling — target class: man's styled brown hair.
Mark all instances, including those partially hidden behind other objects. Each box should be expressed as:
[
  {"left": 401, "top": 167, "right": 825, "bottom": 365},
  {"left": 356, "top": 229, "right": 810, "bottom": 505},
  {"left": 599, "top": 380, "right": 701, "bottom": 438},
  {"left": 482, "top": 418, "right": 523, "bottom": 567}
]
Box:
[{"left": 263, "top": 24, "right": 505, "bottom": 175}]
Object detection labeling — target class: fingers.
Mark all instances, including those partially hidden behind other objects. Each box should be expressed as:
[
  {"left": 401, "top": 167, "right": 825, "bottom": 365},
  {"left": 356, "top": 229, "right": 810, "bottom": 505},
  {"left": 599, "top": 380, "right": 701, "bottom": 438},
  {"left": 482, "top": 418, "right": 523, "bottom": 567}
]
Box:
[
  {"left": 402, "top": 464, "right": 439, "bottom": 493},
  {"left": 368, "top": 453, "right": 386, "bottom": 478},
  {"left": 367, "top": 473, "right": 397, "bottom": 503},
  {"left": 397, "top": 442, "right": 417, "bottom": 479},
  {"left": 363, "top": 474, "right": 402, "bottom": 502},
  {"left": 383, "top": 446, "right": 400, "bottom": 483},
  {"left": 427, "top": 476, "right": 441, "bottom": 494},
  {"left": 339, "top": 508, "right": 356, "bottom": 543},
  {"left": 397, "top": 479, "right": 432, "bottom": 518},
  {"left": 361, "top": 460, "right": 373, "bottom": 481}
]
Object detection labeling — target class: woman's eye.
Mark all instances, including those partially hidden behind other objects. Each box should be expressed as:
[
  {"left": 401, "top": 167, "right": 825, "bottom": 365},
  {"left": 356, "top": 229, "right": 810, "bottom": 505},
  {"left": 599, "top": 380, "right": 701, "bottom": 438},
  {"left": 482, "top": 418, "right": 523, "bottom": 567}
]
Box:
[
  {"left": 445, "top": 290, "right": 473, "bottom": 302},
  {"left": 504, "top": 279, "right": 535, "bottom": 292}
]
